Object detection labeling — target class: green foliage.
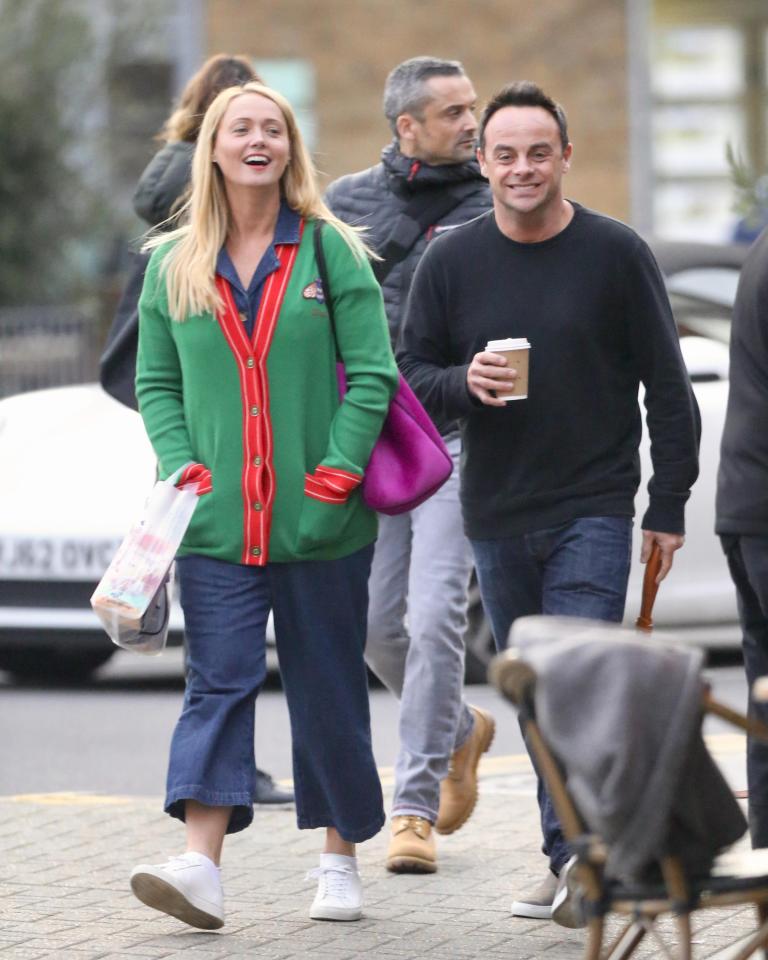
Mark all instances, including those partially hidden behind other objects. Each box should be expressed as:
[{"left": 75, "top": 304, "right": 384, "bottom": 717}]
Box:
[{"left": 0, "top": 0, "right": 102, "bottom": 305}]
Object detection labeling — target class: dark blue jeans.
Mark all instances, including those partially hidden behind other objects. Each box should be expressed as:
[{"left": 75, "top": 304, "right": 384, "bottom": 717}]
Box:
[
  {"left": 169, "top": 545, "right": 384, "bottom": 843},
  {"left": 471, "top": 516, "right": 633, "bottom": 873},
  {"left": 721, "top": 535, "right": 768, "bottom": 848}
]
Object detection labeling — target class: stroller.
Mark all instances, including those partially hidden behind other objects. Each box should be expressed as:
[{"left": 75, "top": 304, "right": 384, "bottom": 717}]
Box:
[{"left": 491, "top": 614, "right": 768, "bottom": 960}]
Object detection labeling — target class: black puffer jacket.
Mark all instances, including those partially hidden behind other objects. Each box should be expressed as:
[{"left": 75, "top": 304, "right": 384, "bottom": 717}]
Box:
[
  {"left": 325, "top": 141, "right": 491, "bottom": 346},
  {"left": 101, "top": 141, "right": 194, "bottom": 409},
  {"left": 132, "top": 140, "right": 194, "bottom": 227}
]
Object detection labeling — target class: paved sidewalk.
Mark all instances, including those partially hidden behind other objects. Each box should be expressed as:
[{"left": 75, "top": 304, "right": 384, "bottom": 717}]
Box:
[{"left": 0, "top": 742, "right": 757, "bottom": 960}]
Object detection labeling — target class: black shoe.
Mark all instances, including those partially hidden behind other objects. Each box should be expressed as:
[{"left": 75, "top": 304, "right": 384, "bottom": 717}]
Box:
[{"left": 254, "top": 767, "right": 294, "bottom": 805}]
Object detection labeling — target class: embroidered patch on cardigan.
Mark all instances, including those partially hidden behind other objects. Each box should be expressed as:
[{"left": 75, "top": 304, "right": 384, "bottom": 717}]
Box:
[{"left": 302, "top": 279, "right": 325, "bottom": 304}]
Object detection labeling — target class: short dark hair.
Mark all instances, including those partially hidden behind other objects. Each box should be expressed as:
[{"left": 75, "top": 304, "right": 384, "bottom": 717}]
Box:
[
  {"left": 478, "top": 81, "right": 568, "bottom": 152},
  {"left": 383, "top": 56, "right": 466, "bottom": 136}
]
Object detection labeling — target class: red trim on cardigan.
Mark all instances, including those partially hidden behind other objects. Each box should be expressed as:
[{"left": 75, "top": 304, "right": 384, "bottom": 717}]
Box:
[
  {"left": 215, "top": 224, "right": 302, "bottom": 565},
  {"left": 314, "top": 464, "right": 362, "bottom": 492},
  {"left": 252, "top": 222, "right": 304, "bottom": 561},
  {"left": 304, "top": 474, "right": 347, "bottom": 503},
  {"left": 216, "top": 279, "right": 259, "bottom": 561},
  {"left": 303, "top": 464, "right": 363, "bottom": 502},
  {"left": 177, "top": 462, "right": 213, "bottom": 496}
]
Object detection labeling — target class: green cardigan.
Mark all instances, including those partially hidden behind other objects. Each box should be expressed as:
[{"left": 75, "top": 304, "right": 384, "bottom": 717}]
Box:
[{"left": 135, "top": 218, "right": 399, "bottom": 564}]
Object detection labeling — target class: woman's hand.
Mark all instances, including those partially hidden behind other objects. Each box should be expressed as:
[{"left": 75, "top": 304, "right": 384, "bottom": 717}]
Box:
[{"left": 177, "top": 462, "right": 213, "bottom": 496}]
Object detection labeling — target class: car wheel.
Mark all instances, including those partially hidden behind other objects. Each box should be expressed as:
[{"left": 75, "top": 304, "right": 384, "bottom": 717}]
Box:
[
  {"left": 464, "top": 575, "right": 495, "bottom": 684},
  {"left": 0, "top": 646, "right": 116, "bottom": 682}
]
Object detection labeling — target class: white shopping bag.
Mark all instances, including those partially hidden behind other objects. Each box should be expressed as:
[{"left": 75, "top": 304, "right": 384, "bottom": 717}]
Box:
[{"left": 90, "top": 466, "right": 200, "bottom": 654}]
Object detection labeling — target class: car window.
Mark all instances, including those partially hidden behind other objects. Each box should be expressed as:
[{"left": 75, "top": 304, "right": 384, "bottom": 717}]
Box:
[
  {"left": 666, "top": 267, "right": 739, "bottom": 345},
  {"left": 666, "top": 268, "right": 739, "bottom": 308},
  {"left": 670, "top": 293, "right": 733, "bottom": 344}
]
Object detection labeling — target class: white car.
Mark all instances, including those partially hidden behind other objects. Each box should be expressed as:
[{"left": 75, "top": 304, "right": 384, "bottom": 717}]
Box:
[
  {"left": 0, "top": 385, "right": 164, "bottom": 679},
  {"left": 0, "top": 241, "right": 748, "bottom": 682},
  {"left": 0, "top": 385, "right": 276, "bottom": 680},
  {"left": 624, "top": 242, "right": 744, "bottom": 643}
]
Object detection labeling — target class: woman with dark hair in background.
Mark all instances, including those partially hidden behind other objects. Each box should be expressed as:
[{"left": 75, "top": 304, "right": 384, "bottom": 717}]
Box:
[{"left": 102, "top": 54, "right": 262, "bottom": 407}]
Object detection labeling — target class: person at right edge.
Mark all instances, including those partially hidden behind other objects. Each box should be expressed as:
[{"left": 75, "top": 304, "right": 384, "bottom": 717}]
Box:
[
  {"left": 397, "top": 81, "right": 701, "bottom": 923},
  {"left": 716, "top": 225, "right": 768, "bottom": 851},
  {"left": 325, "top": 56, "right": 494, "bottom": 876}
]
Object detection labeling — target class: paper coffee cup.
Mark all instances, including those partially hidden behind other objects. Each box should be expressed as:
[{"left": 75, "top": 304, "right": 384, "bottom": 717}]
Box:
[{"left": 485, "top": 337, "right": 530, "bottom": 401}]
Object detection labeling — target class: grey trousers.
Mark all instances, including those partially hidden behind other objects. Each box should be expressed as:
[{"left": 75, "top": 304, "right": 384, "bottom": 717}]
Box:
[{"left": 365, "top": 436, "right": 475, "bottom": 822}]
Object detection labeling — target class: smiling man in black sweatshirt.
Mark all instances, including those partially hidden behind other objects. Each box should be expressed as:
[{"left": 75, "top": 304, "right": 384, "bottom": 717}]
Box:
[{"left": 398, "top": 81, "right": 701, "bottom": 924}]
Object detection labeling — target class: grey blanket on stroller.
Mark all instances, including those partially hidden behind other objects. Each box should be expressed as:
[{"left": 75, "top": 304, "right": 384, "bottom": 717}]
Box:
[{"left": 512, "top": 616, "right": 747, "bottom": 884}]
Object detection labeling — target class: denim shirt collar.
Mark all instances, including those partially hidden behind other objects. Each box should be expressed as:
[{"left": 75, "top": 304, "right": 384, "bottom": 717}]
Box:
[{"left": 216, "top": 201, "right": 301, "bottom": 296}]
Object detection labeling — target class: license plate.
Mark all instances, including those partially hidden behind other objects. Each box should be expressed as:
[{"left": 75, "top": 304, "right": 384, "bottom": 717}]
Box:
[{"left": 0, "top": 536, "right": 121, "bottom": 580}]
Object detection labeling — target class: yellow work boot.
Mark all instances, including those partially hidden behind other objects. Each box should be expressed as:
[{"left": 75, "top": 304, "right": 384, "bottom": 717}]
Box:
[
  {"left": 436, "top": 705, "right": 496, "bottom": 835},
  {"left": 386, "top": 816, "right": 437, "bottom": 874}
]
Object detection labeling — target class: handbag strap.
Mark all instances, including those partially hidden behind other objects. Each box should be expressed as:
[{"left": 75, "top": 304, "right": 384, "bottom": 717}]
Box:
[{"left": 313, "top": 220, "right": 340, "bottom": 353}]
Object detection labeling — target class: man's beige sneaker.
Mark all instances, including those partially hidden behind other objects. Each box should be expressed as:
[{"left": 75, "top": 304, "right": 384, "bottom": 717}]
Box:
[
  {"left": 386, "top": 816, "right": 437, "bottom": 874},
  {"left": 436, "top": 705, "right": 495, "bottom": 835},
  {"left": 511, "top": 870, "right": 558, "bottom": 919},
  {"left": 552, "top": 855, "right": 587, "bottom": 928}
]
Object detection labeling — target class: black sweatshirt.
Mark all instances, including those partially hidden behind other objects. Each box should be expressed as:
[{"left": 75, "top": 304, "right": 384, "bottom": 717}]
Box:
[
  {"left": 397, "top": 204, "right": 701, "bottom": 539},
  {"left": 716, "top": 226, "right": 768, "bottom": 536}
]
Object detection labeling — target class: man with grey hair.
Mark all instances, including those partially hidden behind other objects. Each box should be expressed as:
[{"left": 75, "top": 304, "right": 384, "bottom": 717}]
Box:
[{"left": 325, "top": 56, "right": 493, "bottom": 875}]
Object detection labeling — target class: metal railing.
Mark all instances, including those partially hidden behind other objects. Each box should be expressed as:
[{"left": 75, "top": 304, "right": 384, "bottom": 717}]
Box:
[{"left": 0, "top": 306, "right": 103, "bottom": 400}]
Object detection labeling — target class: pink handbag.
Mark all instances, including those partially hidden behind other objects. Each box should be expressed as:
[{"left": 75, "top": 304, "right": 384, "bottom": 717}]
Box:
[
  {"left": 315, "top": 222, "right": 452, "bottom": 515},
  {"left": 336, "top": 365, "right": 452, "bottom": 515}
]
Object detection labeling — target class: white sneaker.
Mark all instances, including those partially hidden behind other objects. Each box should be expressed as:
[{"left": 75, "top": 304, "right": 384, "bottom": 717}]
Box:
[
  {"left": 130, "top": 851, "right": 224, "bottom": 929},
  {"left": 308, "top": 853, "right": 363, "bottom": 921}
]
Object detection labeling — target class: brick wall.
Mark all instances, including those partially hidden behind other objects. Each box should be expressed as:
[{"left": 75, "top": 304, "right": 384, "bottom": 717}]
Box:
[{"left": 207, "top": 0, "right": 630, "bottom": 220}]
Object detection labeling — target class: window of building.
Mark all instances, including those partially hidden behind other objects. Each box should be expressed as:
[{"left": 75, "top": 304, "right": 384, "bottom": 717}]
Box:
[
  {"left": 651, "top": 17, "right": 768, "bottom": 241},
  {"left": 253, "top": 58, "right": 316, "bottom": 150}
]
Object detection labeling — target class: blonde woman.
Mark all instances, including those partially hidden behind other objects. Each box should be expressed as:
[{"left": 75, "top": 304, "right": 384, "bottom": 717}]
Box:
[
  {"left": 129, "top": 82, "right": 398, "bottom": 928},
  {"left": 132, "top": 54, "right": 259, "bottom": 229}
]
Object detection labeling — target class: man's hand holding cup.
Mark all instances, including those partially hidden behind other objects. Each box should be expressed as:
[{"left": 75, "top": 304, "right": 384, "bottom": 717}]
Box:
[{"left": 467, "top": 338, "right": 531, "bottom": 406}]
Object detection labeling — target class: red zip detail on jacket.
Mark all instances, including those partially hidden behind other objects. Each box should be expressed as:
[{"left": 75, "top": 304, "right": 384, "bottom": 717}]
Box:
[{"left": 214, "top": 225, "right": 301, "bottom": 565}]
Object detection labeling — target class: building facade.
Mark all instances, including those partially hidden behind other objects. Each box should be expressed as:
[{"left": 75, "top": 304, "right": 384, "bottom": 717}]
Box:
[
  {"left": 204, "top": 0, "right": 768, "bottom": 243},
  {"left": 207, "top": 0, "right": 634, "bottom": 222}
]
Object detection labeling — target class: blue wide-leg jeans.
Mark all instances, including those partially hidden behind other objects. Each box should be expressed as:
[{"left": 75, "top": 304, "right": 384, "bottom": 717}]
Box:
[
  {"left": 167, "top": 545, "right": 384, "bottom": 843},
  {"left": 470, "top": 516, "right": 633, "bottom": 873}
]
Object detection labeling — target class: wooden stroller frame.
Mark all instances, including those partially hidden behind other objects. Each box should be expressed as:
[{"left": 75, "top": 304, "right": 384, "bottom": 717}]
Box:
[{"left": 490, "top": 651, "right": 768, "bottom": 960}]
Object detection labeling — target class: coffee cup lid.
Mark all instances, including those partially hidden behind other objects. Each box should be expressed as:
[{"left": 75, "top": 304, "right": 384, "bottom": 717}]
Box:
[{"left": 486, "top": 337, "right": 530, "bottom": 350}]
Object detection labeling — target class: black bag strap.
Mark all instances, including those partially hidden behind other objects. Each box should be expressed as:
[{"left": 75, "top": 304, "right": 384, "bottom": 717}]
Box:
[
  {"left": 313, "top": 220, "right": 337, "bottom": 345},
  {"left": 371, "top": 180, "right": 482, "bottom": 285}
]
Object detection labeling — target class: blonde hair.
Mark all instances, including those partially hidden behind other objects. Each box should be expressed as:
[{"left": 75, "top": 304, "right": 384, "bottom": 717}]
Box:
[{"left": 144, "top": 82, "right": 369, "bottom": 322}]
